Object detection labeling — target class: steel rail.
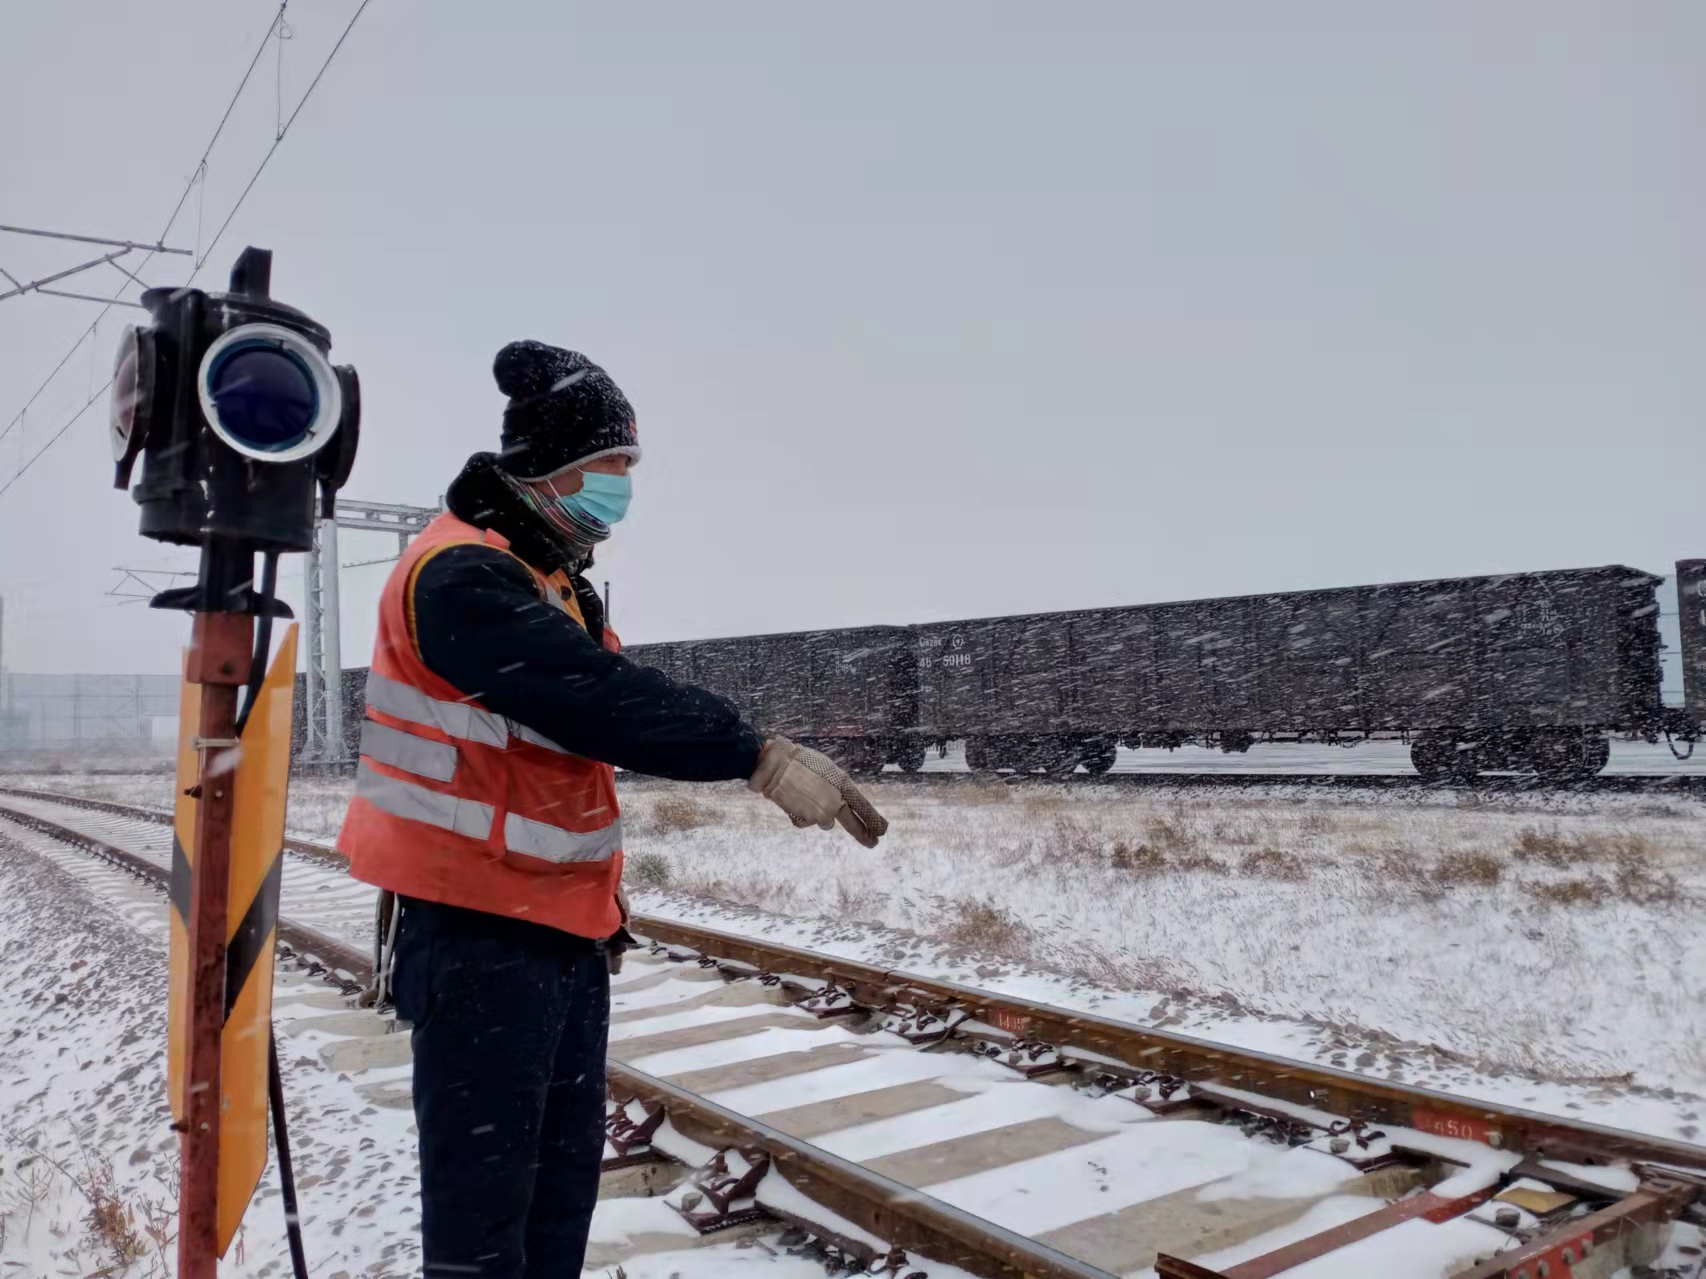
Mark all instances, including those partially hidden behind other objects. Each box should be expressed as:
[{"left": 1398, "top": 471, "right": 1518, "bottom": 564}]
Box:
[
  {"left": 279, "top": 769, "right": 1706, "bottom": 794},
  {"left": 610, "top": 1064, "right": 1113, "bottom": 1279},
  {"left": 3, "top": 785, "right": 1705, "bottom": 1176},
  {"left": 4, "top": 793, "right": 1704, "bottom": 1279},
  {"left": 709, "top": 770, "right": 1706, "bottom": 794},
  {"left": 0, "top": 804, "right": 365, "bottom": 984},
  {"left": 0, "top": 797, "right": 1117, "bottom": 1279},
  {"left": 630, "top": 916, "right": 1706, "bottom": 1173}
]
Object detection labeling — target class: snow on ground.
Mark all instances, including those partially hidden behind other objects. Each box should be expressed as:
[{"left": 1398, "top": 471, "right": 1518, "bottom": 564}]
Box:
[
  {"left": 6, "top": 769, "right": 1705, "bottom": 1144},
  {"left": 0, "top": 814, "right": 935, "bottom": 1279},
  {"left": 0, "top": 814, "right": 424, "bottom": 1277},
  {"left": 631, "top": 783, "right": 1706, "bottom": 1098}
]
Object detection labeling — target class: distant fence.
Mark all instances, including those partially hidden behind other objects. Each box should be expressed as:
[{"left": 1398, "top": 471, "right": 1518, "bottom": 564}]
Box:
[
  {"left": 0, "top": 669, "right": 366, "bottom": 767},
  {"left": 0, "top": 673, "right": 181, "bottom": 758}
]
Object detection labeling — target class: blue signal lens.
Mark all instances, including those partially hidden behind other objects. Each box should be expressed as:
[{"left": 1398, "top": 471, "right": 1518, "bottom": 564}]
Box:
[{"left": 206, "top": 342, "right": 319, "bottom": 452}]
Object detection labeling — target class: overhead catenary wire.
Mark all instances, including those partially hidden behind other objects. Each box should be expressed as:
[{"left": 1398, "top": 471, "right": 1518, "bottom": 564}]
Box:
[
  {"left": 0, "top": 2, "right": 289, "bottom": 452},
  {"left": 0, "top": 0, "right": 373, "bottom": 505},
  {"left": 192, "top": 0, "right": 373, "bottom": 276}
]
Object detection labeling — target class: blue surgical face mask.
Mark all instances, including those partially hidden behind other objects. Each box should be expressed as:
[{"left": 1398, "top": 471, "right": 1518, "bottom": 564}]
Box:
[{"left": 555, "top": 469, "right": 631, "bottom": 527}]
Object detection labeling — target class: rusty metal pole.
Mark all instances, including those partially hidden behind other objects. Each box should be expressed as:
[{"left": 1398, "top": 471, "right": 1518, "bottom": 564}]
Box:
[{"left": 177, "top": 595, "right": 254, "bottom": 1278}]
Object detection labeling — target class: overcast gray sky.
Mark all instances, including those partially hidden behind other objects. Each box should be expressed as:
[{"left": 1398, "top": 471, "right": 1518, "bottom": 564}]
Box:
[{"left": 1, "top": 2, "right": 1701, "bottom": 674}]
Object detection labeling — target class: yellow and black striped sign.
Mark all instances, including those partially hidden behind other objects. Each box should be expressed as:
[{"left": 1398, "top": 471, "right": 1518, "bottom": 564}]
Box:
[{"left": 168, "top": 625, "right": 298, "bottom": 1256}]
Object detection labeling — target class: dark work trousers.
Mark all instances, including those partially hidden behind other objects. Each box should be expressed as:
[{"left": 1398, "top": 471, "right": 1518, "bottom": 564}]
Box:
[{"left": 392, "top": 897, "right": 610, "bottom": 1279}]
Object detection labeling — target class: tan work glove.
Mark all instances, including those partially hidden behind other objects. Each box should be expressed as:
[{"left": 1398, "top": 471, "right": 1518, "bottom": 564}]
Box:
[{"left": 749, "top": 737, "right": 889, "bottom": 849}]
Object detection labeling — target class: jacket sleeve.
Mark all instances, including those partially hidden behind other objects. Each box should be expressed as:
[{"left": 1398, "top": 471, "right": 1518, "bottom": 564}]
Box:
[{"left": 409, "top": 543, "right": 764, "bottom": 781}]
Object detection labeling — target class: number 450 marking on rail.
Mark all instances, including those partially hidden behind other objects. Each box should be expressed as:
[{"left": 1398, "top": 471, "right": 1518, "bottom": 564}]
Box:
[{"left": 1411, "top": 1108, "right": 1497, "bottom": 1147}]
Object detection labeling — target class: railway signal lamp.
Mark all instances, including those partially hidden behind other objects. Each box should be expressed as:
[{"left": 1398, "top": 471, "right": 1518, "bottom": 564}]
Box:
[
  {"left": 110, "top": 246, "right": 360, "bottom": 569},
  {"left": 108, "top": 247, "right": 355, "bottom": 1279}
]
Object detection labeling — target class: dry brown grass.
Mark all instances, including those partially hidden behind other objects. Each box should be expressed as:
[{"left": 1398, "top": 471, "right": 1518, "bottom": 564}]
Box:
[
  {"left": 667, "top": 870, "right": 807, "bottom": 915},
  {"left": 1210, "top": 819, "right": 1262, "bottom": 846},
  {"left": 1110, "top": 841, "right": 1169, "bottom": 876},
  {"left": 1528, "top": 878, "right": 1607, "bottom": 907},
  {"left": 1512, "top": 826, "right": 1653, "bottom": 869},
  {"left": 628, "top": 850, "right": 672, "bottom": 888},
  {"left": 1297, "top": 811, "right": 1339, "bottom": 838},
  {"left": 1509, "top": 823, "right": 1682, "bottom": 908},
  {"left": 1041, "top": 818, "right": 1112, "bottom": 867},
  {"left": 1611, "top": 861, "right": 1683, "bottom": 906},
  {"left": 1374, "top": 850, "right": 1446, "bottom": 902},
  {"left": 1019, "top": 791, "right": 1069, "bottom": 818},
  {"left": 938, "top": 897, "right": 1031, "bottom": 957},
  {"left": 831, "top": 881, "right": 887, "bottom": 922},
  {"left": 1240, "top": 848, "right": 1308, "bottom": 881},
  {"left": 1434, "top": 850, "right": 1503, "bottom": 888},
  {"left": 1144, "top": 811, "right": 1200, "bottom": 854},
  {"left": 1524, "top": 863, "right": 1682, "bottom": 909},
  {"left": 1107, "top": 839, "right": 1229, "bottom": 877},
  {"left": 84, "top": 1171, "right": 147, "bottom": 1273},
  {"left": 646, "top": 793, "right": 719, "bottom": 834}
]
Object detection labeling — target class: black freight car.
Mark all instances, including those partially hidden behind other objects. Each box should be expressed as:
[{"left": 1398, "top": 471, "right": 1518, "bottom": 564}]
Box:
[
  {"left": 913, "top": 564, "right": 1684, "bottom": 781},
  {"left": 300, "top": 561, "right": 1700, "bottom": 781},
  {"left": 624, "top": 626, "right": 914, "bottom": 772},
  {"left": 1680, "top": 561, "right": 1706, "bottom": 731}
]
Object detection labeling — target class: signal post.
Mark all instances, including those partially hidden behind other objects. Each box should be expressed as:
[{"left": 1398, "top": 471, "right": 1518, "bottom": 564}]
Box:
[
  {"left": 111, "top": 247, "right": 360, "bottom": 1276},
  {"left": 178, "top": 604, "right": 251, "bottom": 1279}
]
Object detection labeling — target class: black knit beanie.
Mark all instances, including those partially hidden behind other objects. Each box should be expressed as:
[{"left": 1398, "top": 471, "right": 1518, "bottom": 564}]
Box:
[{"left": 494, "top": 340, "right": 640, "bottom": 479}]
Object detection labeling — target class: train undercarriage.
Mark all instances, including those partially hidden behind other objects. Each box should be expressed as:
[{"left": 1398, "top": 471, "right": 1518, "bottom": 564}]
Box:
[{"left": 805, "top": 717, "right": 1699, "bottom": 782}]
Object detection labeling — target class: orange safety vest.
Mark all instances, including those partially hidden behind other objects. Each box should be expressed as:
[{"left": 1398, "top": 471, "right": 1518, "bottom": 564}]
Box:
[{"left": 339, "top": 512, "right": 623, "bottom": 939}]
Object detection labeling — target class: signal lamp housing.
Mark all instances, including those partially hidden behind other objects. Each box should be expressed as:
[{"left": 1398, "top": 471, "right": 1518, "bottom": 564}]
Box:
[
  {"left": 111, "top": 246, "right": 361, "bottom": 557},
  {"left": 110, "top": 325, "right": 159, "bottom": 489},
  {"left": 197, "top": 323, "right": 344, "bottom": 464}
]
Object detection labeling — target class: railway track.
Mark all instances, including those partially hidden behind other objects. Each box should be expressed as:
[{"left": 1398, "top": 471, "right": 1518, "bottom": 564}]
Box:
[
  {"left": 1, "top": 787, "right": 1703, "bottom": 1278},
  {"left": 37, "top": 757, "right": 1705, "bottom": 794},
  {"left": 642, "top": 770, "right": 1706, "bottom": 796},
  {"left": 281, "top": 765, "right": 1706, "bottom": 796}
]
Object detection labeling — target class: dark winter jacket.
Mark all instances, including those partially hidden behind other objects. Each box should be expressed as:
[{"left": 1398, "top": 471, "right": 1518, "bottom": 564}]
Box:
[{"left": 407, "top": 458, "right": 764, "bottom": 782}]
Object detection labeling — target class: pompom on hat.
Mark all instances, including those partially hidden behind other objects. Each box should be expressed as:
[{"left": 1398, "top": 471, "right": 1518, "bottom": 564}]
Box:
[{"left": 494, "top": 340, "right": 640, "bottom": 479}]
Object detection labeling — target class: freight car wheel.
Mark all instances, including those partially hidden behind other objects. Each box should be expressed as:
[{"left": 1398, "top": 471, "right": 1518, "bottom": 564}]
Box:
[
  {"left": 1038, "top": 741, "right": 1081, "bottom": 774},
  {"left": 962, "top": 737, "right": 989, "bottom": 771},
  {"left": 894, "top": 741, "right": 928, "bottom": 773},
  {"left": 849, "top": 740, "right": 887, "bottom": 774},
  {"left": 1530, "top": 731, "right": 1610, "bottom": 783},
  {"left": 1411, "top": 732, "right": 1477, "bottom": 784},
  {"left": 1080, "top": 739, "right": 1118, "bottom": 775}
]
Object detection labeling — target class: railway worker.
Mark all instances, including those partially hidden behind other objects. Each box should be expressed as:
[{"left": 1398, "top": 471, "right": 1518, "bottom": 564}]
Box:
[{"left": 337, "top": 339, "right": 888, "bottom": 1279}]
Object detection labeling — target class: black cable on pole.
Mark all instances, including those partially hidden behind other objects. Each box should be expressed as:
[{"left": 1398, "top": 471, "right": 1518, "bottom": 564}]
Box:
[
  {"left": 268, "top": 1032, "right": 311, "bottom": 1279},
  {"left": 234, "top": 551, "right": 279, "bottom": 736}
]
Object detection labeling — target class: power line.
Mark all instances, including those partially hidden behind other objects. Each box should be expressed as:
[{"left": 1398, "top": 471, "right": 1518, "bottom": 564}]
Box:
[
  {"left": 0, "top": 384, "right": 110, "bottom": 501},
  {"left": 0, "top": 1, "right": 289, "bottom": 451},
  {"left": 193, "top": 0, "right": 373, "bottom": 277},
  {"left": 0, "top": 0, "right": 373, "bottom": 504}
]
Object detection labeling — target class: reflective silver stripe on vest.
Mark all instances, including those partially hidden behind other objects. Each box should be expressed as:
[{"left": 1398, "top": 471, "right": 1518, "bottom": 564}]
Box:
[
  {"left": 507, "top": 720, "right": 569, "bottom": 754},
  {"left": 502, "top": 812, "right": 623, "bottom": 865},
  {"left": 364, "top": 671, "right": 508, "bottom": 747},
  {"left": 360, "top": 720, "right": 458, "bottom": 783},
  {"left": 355, "top": 761, "right": 495, "bottom": 840}
]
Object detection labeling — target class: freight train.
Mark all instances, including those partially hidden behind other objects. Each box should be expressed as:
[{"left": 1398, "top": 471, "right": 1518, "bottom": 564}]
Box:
[{"left": 301, "top": 560, "right": 1706, "bottom": 783}]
